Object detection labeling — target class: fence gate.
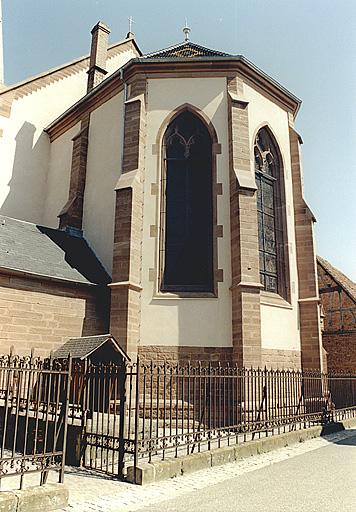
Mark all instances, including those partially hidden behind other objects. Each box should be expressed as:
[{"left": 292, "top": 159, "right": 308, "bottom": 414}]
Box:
[
  {"left": 77, "top": 362, "right": 130, "bottom": 477},
  {"left": 0, "top": 353, "right": 71, "bottom": 489}
]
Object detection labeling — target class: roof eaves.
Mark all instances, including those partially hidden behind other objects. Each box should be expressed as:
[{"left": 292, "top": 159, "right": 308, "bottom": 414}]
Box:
[
  {"left": 135, "top": 54, "right": 301, "bottom": 110},
  {"left": 317, "top": 256, "right": 356, "bottom": 303},
  {"left": 238, "top": 55, "right": 301, "bottom": 112},
  {"left": 0, "top": 265, "right": 98, "bottom": 287},
  {"left": 44, "top": 59, "right": 128, "bottom": 134},
  {"left": 46, "top": 52, "right": 301, "bottom": 136},
  {"left": 81, "top": 336, "right": 111, "bottom": 359}
]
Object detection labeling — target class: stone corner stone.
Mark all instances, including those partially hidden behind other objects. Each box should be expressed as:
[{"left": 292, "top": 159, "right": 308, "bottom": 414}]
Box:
[
  {"left": 0, "top": 491, "right": 18, "bottom": 512},
  {"left": 151, "top": 459, "right": 181, "bottom": 481},
  {"left": 14, "top": 483, "right": 68, "bottom": 512},
  {"left": 126, "top": 463, "right": 155, "bottom": 485},
  {"left": 180, "top": 451, "right": 212, "bottom": 475},
  {"left": 210, "top": 445, "right": 236, "bottom": 467}
]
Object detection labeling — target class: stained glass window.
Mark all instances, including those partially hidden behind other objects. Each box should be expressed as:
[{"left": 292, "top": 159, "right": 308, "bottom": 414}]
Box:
[
  {"left": 255, "top": 128, "right": 284, "bottom": 294},
  {"left": 161, "top": 111, "right": 214, "bottom": 292}
]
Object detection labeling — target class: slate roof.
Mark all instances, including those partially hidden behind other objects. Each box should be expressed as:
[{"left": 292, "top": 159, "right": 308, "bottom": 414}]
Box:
[
  {"left": 317, "top": 256, "right": 356, "bottom": 303},
  {"left": 142, "top": 41, "right": 232, "bottom": 59},
  {"left": 0, "top": 216, "right": 110, "bottom": 286},
  {"left": 53, "top": 334, "right": 129, "bottom": 360}
]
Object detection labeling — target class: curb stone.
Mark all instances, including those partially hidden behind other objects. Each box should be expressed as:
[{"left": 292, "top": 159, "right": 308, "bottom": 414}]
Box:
[{"left": 127, "top": 417, "right": 356, "bottom": 485}]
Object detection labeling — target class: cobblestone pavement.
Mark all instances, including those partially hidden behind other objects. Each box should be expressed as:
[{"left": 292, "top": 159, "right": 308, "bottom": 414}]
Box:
[{"left": 50, "top": 428, "right": 356, "bottom": 512}]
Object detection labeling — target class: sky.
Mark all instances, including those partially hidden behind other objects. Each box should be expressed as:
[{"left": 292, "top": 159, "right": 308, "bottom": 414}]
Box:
[{"left": 2, "top": 0, "right": 356, "bottom": 280}]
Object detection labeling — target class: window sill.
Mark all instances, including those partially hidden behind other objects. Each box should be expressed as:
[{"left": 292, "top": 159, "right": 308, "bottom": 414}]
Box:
[
  {"left": 153, "top": 291, "right": 218, "bottom": 300},
  {"left": 260, "top": 291, "right": 292, "bottom": 309}
]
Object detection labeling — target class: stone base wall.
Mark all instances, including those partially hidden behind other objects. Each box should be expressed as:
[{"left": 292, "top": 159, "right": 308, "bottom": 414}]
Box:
[
  {"left": 261, "top": 348, "right": 302, "bottom": 370},
  {"left": 138, "top": 345, "right": 302, "bottom": 369},
  {"left": 323, "top": 333, "right": 356, "bottom": 372},
  {"left": 138, "top": 345, "right": 233, "bottom": 365},
  {"left": 0, "top": 272, "right": 109, "bottom": 357}
]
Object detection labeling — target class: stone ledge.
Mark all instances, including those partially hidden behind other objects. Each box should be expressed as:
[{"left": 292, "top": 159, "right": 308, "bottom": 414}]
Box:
[
  {"left": 0, "top": 483, "right": 68, "bottom": 512},
  {"left": 126, "top": 418, "right": 355, "bottom": 485}
]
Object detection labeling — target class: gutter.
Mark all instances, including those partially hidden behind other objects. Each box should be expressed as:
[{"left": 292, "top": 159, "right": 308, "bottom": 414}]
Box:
[{"left": 45, "top": 54, "right": 301, "bottom": 135}]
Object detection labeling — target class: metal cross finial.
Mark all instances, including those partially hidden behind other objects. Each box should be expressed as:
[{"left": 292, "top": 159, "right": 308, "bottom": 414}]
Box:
[
  {"left": 183, "top": 18, "right": 191, "bottom": 42},
  {"left": 128, "top": 16, "right": 135, "bottom": 33}
]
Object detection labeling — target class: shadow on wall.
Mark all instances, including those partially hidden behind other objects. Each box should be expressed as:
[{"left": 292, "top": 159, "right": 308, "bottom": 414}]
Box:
[{"left": 1, "top": 122, "right": 50, "bottom": 224}]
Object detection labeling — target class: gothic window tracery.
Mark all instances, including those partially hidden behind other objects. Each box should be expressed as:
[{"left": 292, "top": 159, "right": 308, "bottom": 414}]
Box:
[
  {"left": 255, "top": 127, "right": 286, "bottom": 295},
  {"left": 160, "top": 111, "right": 214, "bottom": 293}
]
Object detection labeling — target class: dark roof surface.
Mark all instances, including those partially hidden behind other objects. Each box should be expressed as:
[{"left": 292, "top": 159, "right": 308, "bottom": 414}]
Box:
[
  {"left": 142, "top": 41, "right": 232, "bottom": 59},
  {"left": 0, "top": 216, "right": 110, "bottom": 285},
  {"left": 317, "top": 256, "right": 356, "bottom": 303},
  {"left": 53, "top": 334, "right": 129, "bottom": 360}
]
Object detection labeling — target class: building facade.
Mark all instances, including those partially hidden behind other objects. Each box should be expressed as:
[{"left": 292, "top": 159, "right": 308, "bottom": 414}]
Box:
[
  {"left": 318, "top": 256, "right": 356, "bottom": 372},
  {"left": 0, "top": 22, "right": 324, "bottom": 369}
]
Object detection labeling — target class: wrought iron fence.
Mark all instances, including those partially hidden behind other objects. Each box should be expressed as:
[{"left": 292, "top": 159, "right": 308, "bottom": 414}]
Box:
[
  {"left": 0, "top": 351, "right": 71, "bottom": 490},
  {"left": 123, "top": 362, "right": 356, "bottom": 473},
  {"left": 7, "top": 355, "right": 353, "bottom": 484},
  {"left": 70, "top": 359, "right": 356, "bottom": 481}
]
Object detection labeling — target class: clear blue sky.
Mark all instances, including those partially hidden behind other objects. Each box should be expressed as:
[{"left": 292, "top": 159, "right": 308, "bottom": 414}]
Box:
[{"left": 2, "top": 0, "right": 356, "bottom": 280}]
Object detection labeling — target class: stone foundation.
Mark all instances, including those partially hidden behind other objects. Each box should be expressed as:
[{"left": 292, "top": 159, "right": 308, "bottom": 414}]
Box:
[
  {"left": 138, "top": 345, "right": 233, "bottom": 365},
  {"left": 138, "top": 345, "right": 301, "bottom": 369},
  {"left": 261, "top": 348, "right": 302, "bottom": 369}
]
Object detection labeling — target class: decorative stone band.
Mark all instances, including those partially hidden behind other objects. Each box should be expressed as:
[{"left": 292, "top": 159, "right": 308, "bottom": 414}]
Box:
[
  {"left": 298, "top": 297, "right": 320, "bottom": 304},
  {"left": 108, "top": 281, "right": 143, "bottom": 293},
  {"left": 230, "top": 281, "right": 264, "bottom": 290}
]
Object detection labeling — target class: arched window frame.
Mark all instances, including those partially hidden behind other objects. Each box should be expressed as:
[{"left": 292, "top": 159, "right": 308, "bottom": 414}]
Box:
[
  {"left": 254, "top": 126, "right": 290, "bottom": 301},
  {"left": 157, "top": 106, "right": 219, "bottom": 297}
]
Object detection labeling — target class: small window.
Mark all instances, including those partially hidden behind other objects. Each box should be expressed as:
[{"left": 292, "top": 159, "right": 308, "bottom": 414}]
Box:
[
  {"left": 255, "top": 127, "right": 286, "bottom": 295},
  {"left": 160, "top": 111, "right": 214, "bottom": 293}
]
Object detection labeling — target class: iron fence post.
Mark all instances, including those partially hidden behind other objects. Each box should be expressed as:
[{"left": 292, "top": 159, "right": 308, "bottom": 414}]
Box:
[
  {"left": 133, "top": 357, "right": 141, "bottom": 484},
  {"left": 59, "top": 353, "right": 72, "bottom": 484},
  {"left": 118, "top": 360, "right": 127, "bottom": 478}
]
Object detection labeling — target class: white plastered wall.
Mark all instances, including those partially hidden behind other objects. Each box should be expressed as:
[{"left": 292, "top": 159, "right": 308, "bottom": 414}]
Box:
[
  {"left": 244, "top": 82, "right": 300, "bottom": 352},
  {"left": 82, "top": 92, "right": 124, "bottom": 274},
  {"left": 43, "top": 122, "right": 81, "bottom": 228},
  {"left": 0, "top": 46, "right": 136, "bottom": 227},
  {"left": 0, "top": 73, "right": 87, "bottom": 225},
  {"left": 140, "top": 77, "right": 232, "bottom": 348}
]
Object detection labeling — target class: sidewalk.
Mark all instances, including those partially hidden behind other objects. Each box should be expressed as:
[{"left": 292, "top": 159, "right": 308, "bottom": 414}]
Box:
[
  {"left": 2, "top": 428, "right": 354, "bottom": 511},
  {"left": 55, "top": 427, "right": 355, "bottom": 511}
]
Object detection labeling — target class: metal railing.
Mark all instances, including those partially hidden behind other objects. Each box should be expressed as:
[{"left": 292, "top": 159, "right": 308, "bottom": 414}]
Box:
[
  {"left": 69, "top": 360, "right": 356, "bottom": 480},
  {"left": 123, "top": 362, "right": 356, "bottom": 469},
  {"left": 7, "top": 355, "right": 353, "bottom": 483},
  {"left": 0, "top": 351, "right": 71, "bottom": 490}
]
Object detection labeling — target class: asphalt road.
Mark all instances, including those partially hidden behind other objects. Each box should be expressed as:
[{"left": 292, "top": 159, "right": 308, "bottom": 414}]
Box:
[{"left": 138, "top": 433, "right": 356, "bottom": 512}]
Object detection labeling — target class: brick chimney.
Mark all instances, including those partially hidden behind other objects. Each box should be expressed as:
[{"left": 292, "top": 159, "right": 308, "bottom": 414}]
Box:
[{"left": 87, "top": 21, "right": 111, "bottom": 92}]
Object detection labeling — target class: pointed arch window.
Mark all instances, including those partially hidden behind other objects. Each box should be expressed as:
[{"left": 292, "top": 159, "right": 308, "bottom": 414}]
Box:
[
  {"left": 160, "top": 111, "right": 214, "bottom": 293},
  {"left": 255, "top": 127, "right": 288, "bottom": 297}
]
